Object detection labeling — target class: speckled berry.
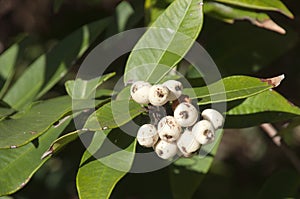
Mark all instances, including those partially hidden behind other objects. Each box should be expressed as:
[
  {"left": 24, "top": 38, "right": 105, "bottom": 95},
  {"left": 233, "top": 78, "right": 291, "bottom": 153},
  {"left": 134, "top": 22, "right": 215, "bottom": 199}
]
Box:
[
  {"left": 148, "top": 84, "right": 169, "bottom": 106},
  {"left": 163, "top": 80, "right": 183, "bottom": 101},
  {"left": 130, "top": 81, "right": 151, "bottom": 104},
  {"left": 201, "top": 109, "right": 224, "bottom": 129},
  {"left": 137, "top": 124, "right": 159, "bottom": 147},
  {"left": 192, "top": 120, "right": 215, "bottom": 145},
  {"left": 174, "top": 102, "right": 198, "bottom": 127},
  {"left": 155, "top": 140, "right": 178, "bottom": 159},
  {"left": 157, "top": 116, "right": 182, "bottom": 142}
]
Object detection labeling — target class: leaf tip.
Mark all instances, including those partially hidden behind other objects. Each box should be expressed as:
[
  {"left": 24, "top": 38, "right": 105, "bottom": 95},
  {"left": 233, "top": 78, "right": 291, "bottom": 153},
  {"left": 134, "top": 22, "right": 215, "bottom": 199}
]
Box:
[
  {"left": 261, "top": 74, "right": 285, "bottom": 88},
  {"left": 252, "top": 19, "right": 286, "bottom": 34}
]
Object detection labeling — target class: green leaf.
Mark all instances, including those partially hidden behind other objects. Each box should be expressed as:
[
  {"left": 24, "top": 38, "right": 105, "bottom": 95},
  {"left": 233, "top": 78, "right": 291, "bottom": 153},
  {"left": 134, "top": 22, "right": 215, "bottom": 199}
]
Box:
[
  {"left": 145, "top": 0, "right": 172, "bottom": 24},
  {"left": 212, "top": 0, "right": 293, "bottom": 18},
  {"left": 204, "top": 2, "right": 286, "bottom": 34},
  {"left": 0, "top": 116, "right": 71, "bottom": 196},
  {"left": 0, "top": 43, "right": 19, "bottom": 98},
  {"left": 124, "top": 0, "right": 204, "bottom": 83},
  {"left": 0, "top": 196, "right": 14, "bottom": 199},
  {"left": 0, "top": 96, "right": 72, "bottom": 149},
  {"left": 116, "top": 1, "right": 134, "bottom": 31},
  {"left": 65, "top": 72, "right": 116, "bottom": 99},
  {"left": 0, "top": 107, "right": 14, "bottom": 120},
  {"left": 95, "top": 89, "right": 115, "bottom": 99},
  {"left": 41, "top": 130, "right": 80, "bottom": 159},
  {"left": 170, "top": 129, "right": 223, "bottom": 198},
  {"left": 84, "top": 100, "right": 145, "bottom": 131},
  {"left": 77, "top": 131, "right": 137, "bottom": 199},
  {"left": 115, "top": 86, "right": 131, "bottom": 101},
  {"left": 183, "top": 75, "right": 276, "bottom": 105},
  {"left": 0, "top": 43, "right": 18, "bottom": 81},
  {"left": 257, "top": 170, "right": 300, "bottom": 199},
  {"left": 225, "top": 90, "right": 300, "bottom": 128},
  {"left": 3, "top": 18, "right": 111, "bottom": 110}
]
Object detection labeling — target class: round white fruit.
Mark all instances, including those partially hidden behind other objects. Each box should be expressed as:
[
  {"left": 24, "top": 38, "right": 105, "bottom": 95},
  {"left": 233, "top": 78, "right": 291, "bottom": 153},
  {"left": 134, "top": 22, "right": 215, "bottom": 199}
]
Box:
[
  {"left": 163, "top": 80, "right": 183, "bottom": 101},
  {"left": 157, "top": 116, "right": 182, "bottom": 142},
  {"left": 137, "top": 124, "right": 159, "bottom": 147},
  {"left": 130, "top": 81, "right": 151, "bottom": 104},
  {"left": 174, "top": 102, "right": 198, "bottom": 127},
  {"left": 201, "top": 109, "right": 224, "bottom": 129},
  {"left": 155, "top": 140, "right": 178, "bottom": 159},
  {"left": 192, "top": 120, "right": 215, "bottom": 145},
  {"left": 177, "top": 129, "right": 201, "bottom": 156},
  {"left": 148, "top": 84, "right": 169, "bottom": 106}
]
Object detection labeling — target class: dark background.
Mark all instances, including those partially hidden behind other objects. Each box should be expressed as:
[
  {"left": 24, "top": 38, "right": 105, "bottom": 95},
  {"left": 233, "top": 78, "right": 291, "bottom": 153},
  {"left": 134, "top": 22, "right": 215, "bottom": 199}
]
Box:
[{"left": 1, "top": 0, "right": 300, "bottom": 198}]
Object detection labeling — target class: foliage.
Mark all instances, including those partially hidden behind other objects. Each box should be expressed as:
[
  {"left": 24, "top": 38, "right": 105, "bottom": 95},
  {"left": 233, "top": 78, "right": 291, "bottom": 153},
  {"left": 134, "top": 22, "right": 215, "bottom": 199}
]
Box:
[{"left": 0, "top": 0, "right": 299, "bottom": 198}]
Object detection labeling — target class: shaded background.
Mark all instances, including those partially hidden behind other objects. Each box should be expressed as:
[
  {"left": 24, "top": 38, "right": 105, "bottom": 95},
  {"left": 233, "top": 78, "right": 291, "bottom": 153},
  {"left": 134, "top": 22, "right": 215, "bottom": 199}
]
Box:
[{"left": 0, "top": 0, "right": 300, "bottom": 198}]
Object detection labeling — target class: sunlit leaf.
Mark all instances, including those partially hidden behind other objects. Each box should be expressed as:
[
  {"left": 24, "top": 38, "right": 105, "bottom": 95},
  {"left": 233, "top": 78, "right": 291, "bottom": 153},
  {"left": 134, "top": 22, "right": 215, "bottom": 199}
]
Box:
[
  {"left": 65, "top": 72, "right": 115, "bottom": 99},
  {"left": 124, "top": 0, "right": 204, "bottom": 83}
]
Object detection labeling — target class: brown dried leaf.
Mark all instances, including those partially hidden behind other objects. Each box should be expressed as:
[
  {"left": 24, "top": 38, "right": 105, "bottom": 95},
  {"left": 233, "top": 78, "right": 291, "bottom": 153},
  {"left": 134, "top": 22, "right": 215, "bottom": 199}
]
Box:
[
  {"left": 251, "top": 19, "right": 286, "bottom": 34},
  {"left": 261, "top": 74, "right": 285, "bottom": 88}
]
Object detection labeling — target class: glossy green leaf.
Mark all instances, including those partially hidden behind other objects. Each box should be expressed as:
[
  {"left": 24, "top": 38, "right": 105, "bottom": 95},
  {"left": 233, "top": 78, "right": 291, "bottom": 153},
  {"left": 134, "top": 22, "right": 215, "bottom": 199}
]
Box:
[
  {"left": 204, "top": 2, "right": 286, "bottom": 34},
  {"left": 145, "top": 0, "right": 173, "bottom": 24},
  {"left": 116, "top": 1, "right": 134, "bottom": 31},
  {"left": 0, "top": 196, "right": 14, "bottom": 199},
  {"left": 84, "top": 100, "right": 145, "bottom": 131},
  {"left": 0, "top": 43, "right": 18, "bottom": 81},
  {"left": 77, "top": 130, "right": 137, "bottom": 199},
  {"left": 115, "top": 86, "right": 131, "bottom": 101},
  {"left": 213, "top": 0, "right": 293, "bottom": 18},
  {"left": 0, "top": 43, "right": 19, "bottom": 98},
  {"left": 225, "top": 90, "right": 300, "bottom": 128},
  {"left": 95, "top": 89, "right": 115, "bottom": 99},
  {"left": 257, "top": 170, "right": 300, "bottom": 199},
  {"left": 0, "top": 107, "right": 14, "bottom": 120},
  {"left": 0, "top": 96, "right": 72, "bottom": 149},
  {"left": 41, "top": 130, "right": 80, "bottom": 159},
  {"left": 0, "top": 116, "right": 71, "bottom": 196},
  {"left": 3, "top": 18, "right": 111, "bottom": 110},
  {"left": 65, "top": 72, "right": 115, "bottom": 99},
  {"left": 184, "top": 75, "right": 275, "bottom": 105},
  {"left": 124, "top": 0, "right": 204, "bottom": 83},
  {"left": 170, "top": 129, "right": 223, "bottom": 198}
]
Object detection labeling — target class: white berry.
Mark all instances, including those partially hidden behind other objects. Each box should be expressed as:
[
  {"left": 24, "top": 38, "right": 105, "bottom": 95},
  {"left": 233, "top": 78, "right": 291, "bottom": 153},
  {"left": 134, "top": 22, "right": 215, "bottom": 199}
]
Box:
[
  {"left": 201, "top": 109, "right": 224, "bottom": 129},
  {"left": 130, "top": 81, "right": 151, "bottom": 104},
  {"left": 157, "top": 116, "right": 182, "bottom": 142},
  {"left": 177, "top": 129, "right": 201, "bottom": 157},
  {"left": 155, "top": 140, "right": 178, "bottom": 159},
  {"left": 137, "top": 124, "right": 159, "bottom": 147},
  {"left": 192, "top": 120, "right": 215, "bottom": 145},
  {"left": 174, "top": 102, "right": 198, "bottom": 127},
  {"left": 163, "top": 80, "right": 183, "bottom": 101},
  {"left": 148, "top": 84, "right": 169, "bottom": 106}
]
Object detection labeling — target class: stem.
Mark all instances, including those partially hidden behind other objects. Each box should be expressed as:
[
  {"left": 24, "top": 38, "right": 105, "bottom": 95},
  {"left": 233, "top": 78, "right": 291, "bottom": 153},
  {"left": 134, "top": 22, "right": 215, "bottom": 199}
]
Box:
[{"left": 260, "top": 123, "right": 300, "bottom": 174}]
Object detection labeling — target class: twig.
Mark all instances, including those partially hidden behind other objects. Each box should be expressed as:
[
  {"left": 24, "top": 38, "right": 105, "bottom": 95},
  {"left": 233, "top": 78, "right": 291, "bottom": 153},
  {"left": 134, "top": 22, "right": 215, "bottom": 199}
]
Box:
[{"left": 260, "top": 123, "right": 300, "bottom": 174}]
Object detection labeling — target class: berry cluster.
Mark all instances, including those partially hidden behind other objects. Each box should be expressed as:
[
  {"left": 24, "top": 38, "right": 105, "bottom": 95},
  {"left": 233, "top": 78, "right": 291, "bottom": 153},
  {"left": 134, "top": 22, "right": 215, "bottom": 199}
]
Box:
[{"left": 130, "top": 80, "right": 224, "bottom": 159}]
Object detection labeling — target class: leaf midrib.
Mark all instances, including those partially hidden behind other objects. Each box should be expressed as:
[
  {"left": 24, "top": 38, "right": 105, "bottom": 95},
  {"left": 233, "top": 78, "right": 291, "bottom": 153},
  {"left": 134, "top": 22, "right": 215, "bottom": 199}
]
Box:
[{"left": 146, "top": 0, "right": 194, "bottom": 83}]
